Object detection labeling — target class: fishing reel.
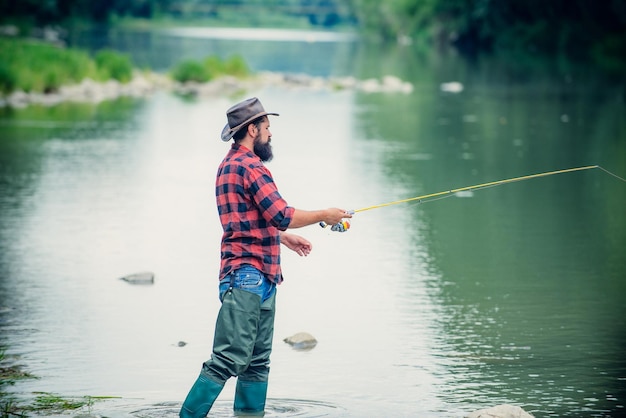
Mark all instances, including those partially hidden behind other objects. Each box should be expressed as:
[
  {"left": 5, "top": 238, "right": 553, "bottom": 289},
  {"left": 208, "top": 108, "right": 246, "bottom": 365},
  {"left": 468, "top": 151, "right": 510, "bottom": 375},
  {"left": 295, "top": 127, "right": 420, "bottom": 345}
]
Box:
[
  {"left": 320, "top": 219, "right": 351, "bottom": 232},
  {"left": 319, "top": 210, "right": 354, "bottom": 233}
]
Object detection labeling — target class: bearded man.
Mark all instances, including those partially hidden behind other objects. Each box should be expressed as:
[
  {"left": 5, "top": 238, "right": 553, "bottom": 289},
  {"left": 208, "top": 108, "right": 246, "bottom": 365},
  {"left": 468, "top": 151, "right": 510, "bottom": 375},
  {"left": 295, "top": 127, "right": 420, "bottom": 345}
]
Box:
[{"left": 180, "top": 97, "right": 351, "bottom": 417}]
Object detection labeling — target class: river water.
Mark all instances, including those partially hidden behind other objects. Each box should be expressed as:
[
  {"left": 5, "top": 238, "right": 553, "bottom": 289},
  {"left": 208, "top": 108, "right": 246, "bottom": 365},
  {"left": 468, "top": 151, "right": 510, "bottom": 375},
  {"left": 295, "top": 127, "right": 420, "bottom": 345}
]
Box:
[{"left": 1, "top": 27, "right": 625, "bottom": 417}]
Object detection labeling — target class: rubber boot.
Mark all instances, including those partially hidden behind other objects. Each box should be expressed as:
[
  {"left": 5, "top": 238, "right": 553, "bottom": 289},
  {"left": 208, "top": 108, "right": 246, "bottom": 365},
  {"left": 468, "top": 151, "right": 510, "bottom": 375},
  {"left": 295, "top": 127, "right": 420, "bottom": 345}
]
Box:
[
  {"left": 233, "top": 379, "right": 268, "bottom": 416},
  {"left": 179, "top": 374, "right": 224, "bottom": 418}
]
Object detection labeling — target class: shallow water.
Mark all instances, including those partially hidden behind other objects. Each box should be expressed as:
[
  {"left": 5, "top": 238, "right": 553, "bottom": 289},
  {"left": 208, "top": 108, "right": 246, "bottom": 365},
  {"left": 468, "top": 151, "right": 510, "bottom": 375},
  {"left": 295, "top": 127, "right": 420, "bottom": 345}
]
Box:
[{"left": 1, "top": 28, "right": 625, "bottom": 417}]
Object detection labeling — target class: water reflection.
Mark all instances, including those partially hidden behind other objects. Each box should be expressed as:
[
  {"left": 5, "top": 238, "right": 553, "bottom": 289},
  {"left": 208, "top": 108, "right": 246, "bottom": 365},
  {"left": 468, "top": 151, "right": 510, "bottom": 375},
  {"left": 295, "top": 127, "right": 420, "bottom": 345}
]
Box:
[
  {"left": 163, "top": 27, "right": 356, "bottom": 42},
  {"left": 351, "top": 47, "right": 625, "bottom": 416},
  {"left": 66, "top": 27, "right": 359, "bottom": 76}
]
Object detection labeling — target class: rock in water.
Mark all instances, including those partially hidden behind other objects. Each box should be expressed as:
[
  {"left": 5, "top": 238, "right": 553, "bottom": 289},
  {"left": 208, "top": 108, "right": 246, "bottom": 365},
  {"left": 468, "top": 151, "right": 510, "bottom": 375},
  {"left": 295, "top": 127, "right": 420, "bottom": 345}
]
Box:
[
  {"left": 120, "top": 271, "right": 154, "bottom": 285},
  {"left": 283, "top": 332, "right": 317, "bottom": 351},
  {"left": 440, "top": 81, "right": 464, "bottom": 93},
  {"left": 467, "top": 404, "right": 534, "bottom": 418}
]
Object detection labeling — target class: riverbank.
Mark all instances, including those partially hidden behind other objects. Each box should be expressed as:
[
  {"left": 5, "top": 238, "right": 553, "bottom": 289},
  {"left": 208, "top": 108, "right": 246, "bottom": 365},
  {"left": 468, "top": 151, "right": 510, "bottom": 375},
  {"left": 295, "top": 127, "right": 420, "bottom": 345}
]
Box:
[
  {"left": 0, "top": 70, "right": 414, "bottom": 108},
  {"left": 0, "top": 28, "right": 414, "bottom": 109}
]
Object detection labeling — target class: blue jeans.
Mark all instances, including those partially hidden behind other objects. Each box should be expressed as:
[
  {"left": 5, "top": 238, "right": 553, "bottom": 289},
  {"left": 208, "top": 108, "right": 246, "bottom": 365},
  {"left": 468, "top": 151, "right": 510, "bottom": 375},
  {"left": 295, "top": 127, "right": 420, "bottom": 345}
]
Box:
[{"left": 219, "top": 265, "right": 276, "bottom": 302}]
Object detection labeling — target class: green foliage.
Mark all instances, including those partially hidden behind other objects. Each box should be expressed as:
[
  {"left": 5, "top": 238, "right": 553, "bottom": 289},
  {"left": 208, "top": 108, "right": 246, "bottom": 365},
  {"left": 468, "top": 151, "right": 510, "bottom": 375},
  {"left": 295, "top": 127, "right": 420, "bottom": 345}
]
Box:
[
  {"left": 203, "top": 55, "right": 225, "bottom": 80},
  {"left": 0, "top": 39, "right": 137, "bottom": 94},
  {"left": 0, "top": 39, "right": 253, "bottom": 95},
  {"left": 217, "top": 55, "right": 250, "bottom": 78},
  {"left": 171, "top": 55, "right": 250, "bottom": 83},
  {"left": 0, "top": 38, "right": 94, "bottom": 93},
  {"left": 171, "top": 59, "right": 210, "bottom": 83},
  {"left": 591, "top": 34, "right": 626, "bottom": 73},
  {"left": 95, "top": 49, "right": 134, "bottom": 82},
  {"left": 349, "top": 0, "right": 626, "bottom": 67},
  {"left": 1, "top": 0, "right": 624, "bottom": 63},
  {"left": 351, "top": 0, "right": 437, "bottom": 40},
  {"left": 0, "top": 61, "right": 16, "bottom": 94}
]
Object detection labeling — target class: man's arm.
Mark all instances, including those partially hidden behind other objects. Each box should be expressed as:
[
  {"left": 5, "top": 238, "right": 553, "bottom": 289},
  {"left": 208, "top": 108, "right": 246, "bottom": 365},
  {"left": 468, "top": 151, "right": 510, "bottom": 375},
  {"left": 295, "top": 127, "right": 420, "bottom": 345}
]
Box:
[{"left": 288, "top": 208, "right": 351, "bottom": 229}]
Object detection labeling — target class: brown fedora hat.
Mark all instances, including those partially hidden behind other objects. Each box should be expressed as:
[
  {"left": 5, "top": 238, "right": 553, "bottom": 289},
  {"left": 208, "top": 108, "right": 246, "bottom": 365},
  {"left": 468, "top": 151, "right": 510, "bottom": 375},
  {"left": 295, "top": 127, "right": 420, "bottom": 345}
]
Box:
[{"left": 221, "top": 97, "right": 279, "bottom": 141}]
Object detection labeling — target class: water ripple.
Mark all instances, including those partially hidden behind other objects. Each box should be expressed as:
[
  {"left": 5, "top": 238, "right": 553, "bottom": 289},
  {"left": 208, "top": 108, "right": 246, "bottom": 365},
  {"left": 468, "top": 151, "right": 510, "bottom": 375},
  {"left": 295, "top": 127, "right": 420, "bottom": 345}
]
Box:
[{"left": 125, "top": 398, "right": 343, "bottom": 418}]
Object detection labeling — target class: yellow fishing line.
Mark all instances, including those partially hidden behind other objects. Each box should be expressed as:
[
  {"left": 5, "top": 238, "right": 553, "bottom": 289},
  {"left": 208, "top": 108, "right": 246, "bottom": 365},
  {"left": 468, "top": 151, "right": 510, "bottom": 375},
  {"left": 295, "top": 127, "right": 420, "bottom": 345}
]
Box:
[{"left": 354, "top": 165, "right": 600, "bottom": 213}]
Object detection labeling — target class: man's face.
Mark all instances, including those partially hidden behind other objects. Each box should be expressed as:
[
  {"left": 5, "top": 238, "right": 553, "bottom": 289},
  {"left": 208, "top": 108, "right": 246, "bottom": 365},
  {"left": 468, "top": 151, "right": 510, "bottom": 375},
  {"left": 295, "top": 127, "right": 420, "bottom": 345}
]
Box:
[{"left": 253, "top": 118, "right": 273, "bottom": 162}]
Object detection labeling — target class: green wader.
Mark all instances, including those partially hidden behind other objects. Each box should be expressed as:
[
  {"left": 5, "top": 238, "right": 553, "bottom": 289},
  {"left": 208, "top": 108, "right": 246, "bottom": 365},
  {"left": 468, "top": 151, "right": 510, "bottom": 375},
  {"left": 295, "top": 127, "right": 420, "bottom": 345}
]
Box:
[{"left": 180, "top": 286, "right": 276, "bottom": 417}]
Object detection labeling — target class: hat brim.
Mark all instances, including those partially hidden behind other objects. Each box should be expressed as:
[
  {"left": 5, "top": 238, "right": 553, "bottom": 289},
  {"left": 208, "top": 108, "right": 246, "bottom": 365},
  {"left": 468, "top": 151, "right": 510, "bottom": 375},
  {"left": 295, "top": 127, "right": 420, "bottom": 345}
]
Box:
[{"left": 221, "top": 111, "right": 279, "bottom": 141}]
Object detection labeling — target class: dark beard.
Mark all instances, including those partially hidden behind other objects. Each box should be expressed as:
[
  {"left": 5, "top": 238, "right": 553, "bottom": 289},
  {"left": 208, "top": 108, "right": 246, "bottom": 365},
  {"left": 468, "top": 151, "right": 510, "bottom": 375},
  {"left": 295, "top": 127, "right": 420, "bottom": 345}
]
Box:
[{"left": 254, "top": 136, "right": 273, "bottom": 162}]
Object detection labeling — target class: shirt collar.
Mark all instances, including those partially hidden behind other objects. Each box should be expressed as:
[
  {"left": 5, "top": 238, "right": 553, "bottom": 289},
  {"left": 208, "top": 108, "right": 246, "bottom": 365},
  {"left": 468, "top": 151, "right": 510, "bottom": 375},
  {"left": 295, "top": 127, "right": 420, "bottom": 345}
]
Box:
[{"left": 231, "top": 142, "right": 259, "bottom": 161}]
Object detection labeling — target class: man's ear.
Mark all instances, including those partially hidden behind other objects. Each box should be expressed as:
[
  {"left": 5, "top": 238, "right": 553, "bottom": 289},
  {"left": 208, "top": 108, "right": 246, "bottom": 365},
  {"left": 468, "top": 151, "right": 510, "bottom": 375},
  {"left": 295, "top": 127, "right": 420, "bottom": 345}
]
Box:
[{"left": 246, "top": 123, "right": 256, "bottom": 136}]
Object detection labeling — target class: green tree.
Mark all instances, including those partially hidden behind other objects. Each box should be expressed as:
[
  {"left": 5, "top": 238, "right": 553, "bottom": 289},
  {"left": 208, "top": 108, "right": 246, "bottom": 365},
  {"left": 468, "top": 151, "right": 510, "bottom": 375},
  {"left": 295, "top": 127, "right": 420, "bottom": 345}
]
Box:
[{"left": 349, "top": 0, "right": 625, "bottom": 64}]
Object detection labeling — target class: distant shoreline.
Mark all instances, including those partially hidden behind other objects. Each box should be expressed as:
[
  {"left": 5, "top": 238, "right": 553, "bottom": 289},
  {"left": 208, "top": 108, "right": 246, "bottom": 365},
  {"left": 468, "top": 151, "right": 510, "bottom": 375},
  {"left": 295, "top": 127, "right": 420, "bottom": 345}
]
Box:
[{"left": 0, "top": 71, "right": 414, "bottom": 108}]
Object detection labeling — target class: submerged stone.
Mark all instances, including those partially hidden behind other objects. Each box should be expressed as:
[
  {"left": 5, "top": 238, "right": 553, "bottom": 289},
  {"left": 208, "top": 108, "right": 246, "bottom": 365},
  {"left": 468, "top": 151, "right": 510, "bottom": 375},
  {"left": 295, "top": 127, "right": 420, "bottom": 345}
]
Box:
[
  {"left": 283, "top": 332, "right": 317, "bottom": 351},
  {"left": 119, "top": 271, "right": 154, "bottom": 285}
]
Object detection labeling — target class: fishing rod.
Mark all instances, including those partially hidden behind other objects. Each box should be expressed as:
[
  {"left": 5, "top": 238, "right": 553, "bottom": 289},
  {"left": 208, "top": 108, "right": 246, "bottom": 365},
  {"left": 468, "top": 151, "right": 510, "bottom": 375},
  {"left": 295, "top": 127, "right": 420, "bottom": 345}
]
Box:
[{"left": 321, "top": 164, "right": 624, "bottom": 232}]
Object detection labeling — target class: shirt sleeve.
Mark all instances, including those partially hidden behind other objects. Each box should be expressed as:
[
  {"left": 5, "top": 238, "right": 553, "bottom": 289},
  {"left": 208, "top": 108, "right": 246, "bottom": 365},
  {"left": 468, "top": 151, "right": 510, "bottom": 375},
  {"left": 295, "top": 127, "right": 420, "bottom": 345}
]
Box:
[{"left": 246, "top": 164, "right": 294, "bottom": 231}]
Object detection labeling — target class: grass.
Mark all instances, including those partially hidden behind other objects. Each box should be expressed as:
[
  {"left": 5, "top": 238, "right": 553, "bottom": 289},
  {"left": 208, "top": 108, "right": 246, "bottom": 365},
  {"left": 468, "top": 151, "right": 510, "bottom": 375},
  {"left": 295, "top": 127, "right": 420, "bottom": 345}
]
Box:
[
  {"left": 0, "top": 38, "right": 134, "bottom": 94},
  {"left": 31, "top": 392, "right": 89, "bottom": 412},
  {"left": 2, "top": 392, "right": 119, "bottom": 416},
  {"left": 28, "top": 392, "right": 119, "bottom": 414},
  {"left": 0, "top": 348, "right": 36, "bottom": 383},
  {"left": 1, "top": 347, "right": 35, "bottom": 417},
  {"left": 1, "top": 348, "right": 118, "bottom": 417}
]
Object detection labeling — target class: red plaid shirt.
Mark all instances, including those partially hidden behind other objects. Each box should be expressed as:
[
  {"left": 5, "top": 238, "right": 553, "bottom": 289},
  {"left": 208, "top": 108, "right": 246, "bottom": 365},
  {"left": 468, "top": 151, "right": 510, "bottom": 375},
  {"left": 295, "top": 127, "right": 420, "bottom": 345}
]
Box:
[{"left": 216, "top": 143, "right": 294, "bottom": 284}]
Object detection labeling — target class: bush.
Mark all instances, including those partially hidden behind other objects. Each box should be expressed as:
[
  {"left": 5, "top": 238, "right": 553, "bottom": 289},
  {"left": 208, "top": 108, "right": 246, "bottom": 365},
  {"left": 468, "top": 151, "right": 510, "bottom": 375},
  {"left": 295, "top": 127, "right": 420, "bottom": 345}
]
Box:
[
  {"left": 203, "top": 55, "right": 224, "bottom": 80},
  {"left": 171, "top": 59, "right": 210, "bottom": 83},
  {"left": 0, "top": 38, "right": 95, "bottom": 93},
  {"left": 0, "top": 39, "right": 253, "bottom": 94},
  {"left": 0, "top": 61, "right": 17, "bottom": 94},
  {"left": 222, "top": 55, "right": 250, "bottom": 78},
  {"left": 95, "top": 49, "right": 133, "bottom": 82},
  {"left": 20, "top": 41, "right": 93, "bottom": 92},
  {"left": 0, "top": 39, "right": 136, "bottom": 94},
  {"left": 171, "top": 55, "right": 251, "bottom": 83}
]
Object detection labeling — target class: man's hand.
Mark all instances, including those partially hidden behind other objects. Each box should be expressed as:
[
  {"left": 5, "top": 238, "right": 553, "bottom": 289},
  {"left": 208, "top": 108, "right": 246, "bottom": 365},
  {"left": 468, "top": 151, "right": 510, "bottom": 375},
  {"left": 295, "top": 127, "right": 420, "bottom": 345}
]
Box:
[
  {"left": 322, "top": 208, "right": 352, "bottom": 226},
  {"left": 280, "top": 232, "right": 312, "bottom": 256}
]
